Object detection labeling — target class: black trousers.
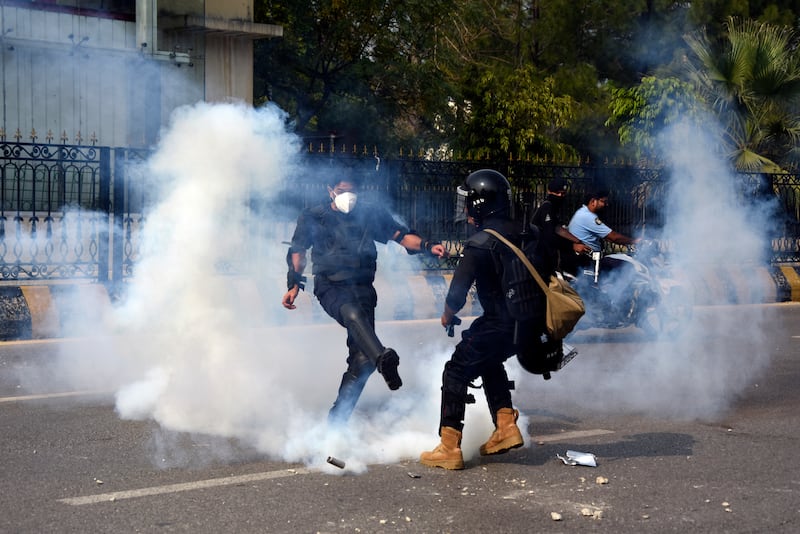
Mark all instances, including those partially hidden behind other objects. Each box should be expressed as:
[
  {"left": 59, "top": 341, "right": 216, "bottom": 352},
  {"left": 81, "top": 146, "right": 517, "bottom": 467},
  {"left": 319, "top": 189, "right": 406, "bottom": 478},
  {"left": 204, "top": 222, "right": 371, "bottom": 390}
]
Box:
[
  {"left": 314, "top": 276, "right": 379, "bottom": 361},
  {"left": 439, "top": 315, "right": 518, "bottom": 431},
  {"left": 314, "top": 276, "right": 381, "bottom": 423}
]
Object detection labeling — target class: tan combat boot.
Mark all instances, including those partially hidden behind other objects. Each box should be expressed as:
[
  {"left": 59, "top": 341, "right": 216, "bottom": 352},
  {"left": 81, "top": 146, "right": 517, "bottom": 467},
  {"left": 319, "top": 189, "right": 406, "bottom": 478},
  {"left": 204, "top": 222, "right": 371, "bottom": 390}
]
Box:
[
  {"left": 479, "top": 408, "right": 524, "bottom": 456},
  {"left": 419, "top": 426, "right": 465, "bottom": 470}
]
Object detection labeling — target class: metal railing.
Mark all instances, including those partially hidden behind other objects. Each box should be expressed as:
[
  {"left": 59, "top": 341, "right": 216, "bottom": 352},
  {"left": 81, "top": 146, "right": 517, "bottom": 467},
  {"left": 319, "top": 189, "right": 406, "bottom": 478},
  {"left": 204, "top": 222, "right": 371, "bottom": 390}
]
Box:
[{"left": 2, "top": 141, "right": 800, "bottom": 290}]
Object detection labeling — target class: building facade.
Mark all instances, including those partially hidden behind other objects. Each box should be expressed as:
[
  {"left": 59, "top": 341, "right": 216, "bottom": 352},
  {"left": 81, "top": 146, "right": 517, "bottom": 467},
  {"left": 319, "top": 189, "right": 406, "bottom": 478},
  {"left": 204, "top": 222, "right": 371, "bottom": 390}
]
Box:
[{"left": 0, "top": 0, "right": 282, "bottom": 148}]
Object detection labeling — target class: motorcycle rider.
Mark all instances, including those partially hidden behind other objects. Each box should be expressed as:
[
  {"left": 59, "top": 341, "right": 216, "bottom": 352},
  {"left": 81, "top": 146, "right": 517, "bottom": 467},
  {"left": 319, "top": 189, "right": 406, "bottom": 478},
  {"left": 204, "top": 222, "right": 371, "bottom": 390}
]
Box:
[
  {"left": 282, "top": 175, "right": 448, "bottom": 425},
  {"left": 567, "top": 187, "right": 641, "bottom": 258},
  {"left": 531, "top": 178, "right": 592, "bottom": 275},
  {"left": 568, "top": 187, "right": 641, "bottom": 317},
  {"left": 419, "top": 169, "right": 551, "bottom": 470}
]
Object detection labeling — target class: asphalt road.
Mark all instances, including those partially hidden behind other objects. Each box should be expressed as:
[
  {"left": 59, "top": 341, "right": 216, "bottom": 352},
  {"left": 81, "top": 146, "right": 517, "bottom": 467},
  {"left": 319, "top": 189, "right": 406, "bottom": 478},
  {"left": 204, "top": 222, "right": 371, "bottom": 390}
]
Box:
[{"left": 1, "top": 304, "right": 799, "bottom": 533}]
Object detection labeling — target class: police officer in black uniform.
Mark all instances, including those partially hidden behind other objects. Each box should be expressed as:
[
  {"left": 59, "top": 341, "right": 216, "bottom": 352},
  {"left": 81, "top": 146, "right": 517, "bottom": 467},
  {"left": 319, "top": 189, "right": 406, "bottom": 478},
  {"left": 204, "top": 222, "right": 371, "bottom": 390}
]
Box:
[
  {"left": 531, "top": 178, "right": 591, "bottom": 276},
  {"left": 420, "top": 169, "right": 551, "bottom": 470},
  {"left": 282, "top": 175, "right": 448, "bottom": 425}
]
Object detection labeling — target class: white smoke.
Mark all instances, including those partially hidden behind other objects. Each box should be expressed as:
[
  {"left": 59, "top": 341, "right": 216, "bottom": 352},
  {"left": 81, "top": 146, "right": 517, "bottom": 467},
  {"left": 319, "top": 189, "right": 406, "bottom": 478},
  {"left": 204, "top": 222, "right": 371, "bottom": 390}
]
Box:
[
  {"left": 19, "top": 103, "right": 776, "bottom": 471},
  {"left": 527, "top": 117, "right": 775, "bottom": 421},
  {"left": 32, "top": 101, "right": 498, "bottom": 471}
]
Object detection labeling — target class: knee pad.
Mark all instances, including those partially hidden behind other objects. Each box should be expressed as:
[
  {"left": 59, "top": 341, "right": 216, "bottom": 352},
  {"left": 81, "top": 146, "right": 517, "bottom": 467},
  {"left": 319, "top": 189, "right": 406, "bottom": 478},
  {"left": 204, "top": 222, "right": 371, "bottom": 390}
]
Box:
[
  {"left": 339, "top": 302, "right": 364, "bottom": 325},
  {"left": 347, "top": 351, "right": 375, "bottom": 376}
]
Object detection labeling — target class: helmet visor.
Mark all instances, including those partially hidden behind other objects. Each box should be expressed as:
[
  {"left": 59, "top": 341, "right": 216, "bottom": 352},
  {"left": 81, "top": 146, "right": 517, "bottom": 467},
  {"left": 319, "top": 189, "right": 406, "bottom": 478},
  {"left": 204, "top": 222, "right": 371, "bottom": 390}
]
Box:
[{"left": 455, "top": 185, "right": 470, "bottom": 222}]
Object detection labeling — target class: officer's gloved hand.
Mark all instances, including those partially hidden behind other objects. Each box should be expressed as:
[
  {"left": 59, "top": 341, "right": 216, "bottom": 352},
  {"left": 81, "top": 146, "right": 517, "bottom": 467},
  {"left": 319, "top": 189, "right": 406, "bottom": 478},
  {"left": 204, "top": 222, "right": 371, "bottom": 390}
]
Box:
[{"left": 445, "top": 315, "right": 462, "bottom": 337}]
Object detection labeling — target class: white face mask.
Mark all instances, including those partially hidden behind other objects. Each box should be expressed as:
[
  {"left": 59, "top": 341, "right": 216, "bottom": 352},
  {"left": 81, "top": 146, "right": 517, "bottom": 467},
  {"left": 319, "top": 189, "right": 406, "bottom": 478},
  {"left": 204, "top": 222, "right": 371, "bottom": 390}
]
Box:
[{"left": 333, "top": 191, "right": 357, "bottom": 214}]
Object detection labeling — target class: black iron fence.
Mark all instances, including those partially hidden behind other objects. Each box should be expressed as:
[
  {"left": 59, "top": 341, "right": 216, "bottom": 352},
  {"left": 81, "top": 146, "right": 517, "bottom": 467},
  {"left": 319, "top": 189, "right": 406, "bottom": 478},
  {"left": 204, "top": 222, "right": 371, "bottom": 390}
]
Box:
[{"left": 2, "top": 140, "right": 800, "bottom": 290}]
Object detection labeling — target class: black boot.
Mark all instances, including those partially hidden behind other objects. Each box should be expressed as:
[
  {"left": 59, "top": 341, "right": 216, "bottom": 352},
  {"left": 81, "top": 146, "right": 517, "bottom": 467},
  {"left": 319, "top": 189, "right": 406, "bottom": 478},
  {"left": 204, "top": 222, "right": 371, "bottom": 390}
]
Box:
[
  {"left": 340, "top": 302, "right": 402, "bottom": 390},
  {"left": 377, "top": 348, "right": 402, "bottom": 390}
]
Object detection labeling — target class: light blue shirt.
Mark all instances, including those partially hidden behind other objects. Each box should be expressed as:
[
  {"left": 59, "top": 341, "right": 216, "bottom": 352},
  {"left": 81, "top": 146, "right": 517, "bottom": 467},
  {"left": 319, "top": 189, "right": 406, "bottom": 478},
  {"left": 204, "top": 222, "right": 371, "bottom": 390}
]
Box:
[{"left": 568, "top": 205, "right": 612, "bottom": 252}]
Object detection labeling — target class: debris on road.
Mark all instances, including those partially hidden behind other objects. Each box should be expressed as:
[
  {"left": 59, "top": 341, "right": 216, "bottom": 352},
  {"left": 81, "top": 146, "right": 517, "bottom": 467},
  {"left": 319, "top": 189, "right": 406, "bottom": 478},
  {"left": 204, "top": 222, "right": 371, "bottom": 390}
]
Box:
[
  {"left": 326, "top": 456, "right": 345, "bottom": 469},
  {"left": 557, "top": 450, "right": 597, "bottom": 467}
]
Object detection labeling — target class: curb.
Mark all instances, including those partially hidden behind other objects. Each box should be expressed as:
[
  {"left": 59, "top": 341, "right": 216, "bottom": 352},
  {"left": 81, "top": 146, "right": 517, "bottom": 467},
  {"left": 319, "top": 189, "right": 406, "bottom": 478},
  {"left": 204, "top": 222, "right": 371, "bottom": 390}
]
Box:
[
  {"left": 1, "top": 265, "right": 798, "bottom": 342},
  {"left": 0, "top": 284, "right": 113, "bottom": 341}
]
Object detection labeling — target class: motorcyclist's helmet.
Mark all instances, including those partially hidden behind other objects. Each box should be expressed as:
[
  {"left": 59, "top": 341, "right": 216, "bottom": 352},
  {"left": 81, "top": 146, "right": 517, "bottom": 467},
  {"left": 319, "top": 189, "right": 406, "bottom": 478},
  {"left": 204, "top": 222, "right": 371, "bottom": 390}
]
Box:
[{"left": 457, "top": 169, "right": 512, "bottom": 225}]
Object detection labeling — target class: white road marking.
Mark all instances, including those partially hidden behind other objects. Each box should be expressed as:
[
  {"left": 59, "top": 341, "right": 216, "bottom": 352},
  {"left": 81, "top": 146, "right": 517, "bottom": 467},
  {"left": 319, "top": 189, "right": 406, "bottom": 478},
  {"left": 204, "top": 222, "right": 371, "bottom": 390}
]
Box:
[
  {"left": 531, "top": 429, "right": 614, "bottom": 443},
  {"left": 58, "top": 468, "right": 312, "bottom": 506},
  {"left": 57, "top": 428, "right": 615, "bottom": 506},
  {"left": 0, "top": 391, "right": 110, "bottom": 403}
]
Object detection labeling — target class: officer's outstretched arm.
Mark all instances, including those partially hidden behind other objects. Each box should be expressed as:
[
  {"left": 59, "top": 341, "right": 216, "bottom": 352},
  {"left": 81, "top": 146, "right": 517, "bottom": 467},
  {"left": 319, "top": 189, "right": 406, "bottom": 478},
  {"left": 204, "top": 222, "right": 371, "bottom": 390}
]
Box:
[
  {"left": 397, "top": 232, "right": 449, "bottom": 258},
  {"left": 606, "top": 230, "right": 641, "bottom": 247}
]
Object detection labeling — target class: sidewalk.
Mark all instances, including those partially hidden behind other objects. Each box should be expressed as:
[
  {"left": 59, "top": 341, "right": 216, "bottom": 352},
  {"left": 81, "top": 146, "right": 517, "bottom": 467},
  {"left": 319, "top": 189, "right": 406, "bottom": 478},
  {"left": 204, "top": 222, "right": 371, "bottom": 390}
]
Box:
[{"left": 1, "top": 264, "right": 797, "bottom": 341}]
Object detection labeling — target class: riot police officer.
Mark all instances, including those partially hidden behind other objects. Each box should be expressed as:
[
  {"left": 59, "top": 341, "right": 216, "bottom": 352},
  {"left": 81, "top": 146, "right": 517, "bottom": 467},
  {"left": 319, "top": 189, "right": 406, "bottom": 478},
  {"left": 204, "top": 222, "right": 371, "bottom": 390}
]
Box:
[
  {"left": 282, "top": 175, "right": 448, "bottom": 425},
  {"left": 531, "top": 178, "right": 592, "bottom": 275},
  {"left": 420, "top": 169, "right": 550, "bottom": 470}
]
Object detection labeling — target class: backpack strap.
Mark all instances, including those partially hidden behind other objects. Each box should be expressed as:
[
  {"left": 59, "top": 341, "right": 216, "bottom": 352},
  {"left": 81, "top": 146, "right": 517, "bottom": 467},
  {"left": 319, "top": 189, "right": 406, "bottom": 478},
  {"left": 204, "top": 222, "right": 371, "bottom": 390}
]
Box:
[{"left": 484, "top": 229, "right": 550, "bottom": 294}]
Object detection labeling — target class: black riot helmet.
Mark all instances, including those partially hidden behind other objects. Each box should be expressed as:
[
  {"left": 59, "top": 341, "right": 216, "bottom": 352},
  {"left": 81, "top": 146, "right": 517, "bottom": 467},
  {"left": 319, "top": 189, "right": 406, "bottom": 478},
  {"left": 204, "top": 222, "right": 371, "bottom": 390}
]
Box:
[{"left": 457, "top": 169, "right": 513, "bottom": 225}]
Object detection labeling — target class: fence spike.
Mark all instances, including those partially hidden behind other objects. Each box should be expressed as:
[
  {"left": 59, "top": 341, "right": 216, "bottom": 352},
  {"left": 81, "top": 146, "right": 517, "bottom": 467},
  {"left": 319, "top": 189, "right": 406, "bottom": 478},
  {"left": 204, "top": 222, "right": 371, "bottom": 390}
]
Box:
[
  {"left": 30, "top": 128, "right": 37, "bottom": 142},
  {"left": 14, "top": 128, "right": 22, "bottom": 141}
]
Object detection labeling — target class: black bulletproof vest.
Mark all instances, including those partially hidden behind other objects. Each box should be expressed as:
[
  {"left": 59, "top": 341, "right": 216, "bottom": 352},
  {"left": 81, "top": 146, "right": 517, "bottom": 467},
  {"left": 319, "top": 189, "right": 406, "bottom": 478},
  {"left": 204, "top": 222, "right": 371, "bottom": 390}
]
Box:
[{"left": 309, "top": 205, "right": 379, "bottom": 282}]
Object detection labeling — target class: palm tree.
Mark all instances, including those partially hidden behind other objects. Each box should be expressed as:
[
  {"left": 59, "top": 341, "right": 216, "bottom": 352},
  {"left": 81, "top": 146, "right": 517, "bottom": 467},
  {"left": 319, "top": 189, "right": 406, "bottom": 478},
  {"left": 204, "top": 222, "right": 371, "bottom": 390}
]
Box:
[{"left": 683, "top": 17, "right": 800, "bottom": 171}]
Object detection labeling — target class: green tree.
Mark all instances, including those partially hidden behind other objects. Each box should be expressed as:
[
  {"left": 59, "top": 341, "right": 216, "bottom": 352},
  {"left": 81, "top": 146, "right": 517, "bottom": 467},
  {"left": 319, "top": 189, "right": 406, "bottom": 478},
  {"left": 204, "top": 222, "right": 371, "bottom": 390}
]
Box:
[
  {"left": 683, "top": 17, "right": 800, "bottom": 170},
  {"left": 251, "top": 2, "right": 800, "bottom": 161},
  {"left": 253, "top": 0, "right": 459, "bottom": 154},
  {"left": 456, "top": 66, "right": 576, "bottom": 159},
  {"left": 688, "top": 1, "right": 800, "bottom": 39},
  {"left": 606, "top": 76, "right": 705, "bottom": 161}
]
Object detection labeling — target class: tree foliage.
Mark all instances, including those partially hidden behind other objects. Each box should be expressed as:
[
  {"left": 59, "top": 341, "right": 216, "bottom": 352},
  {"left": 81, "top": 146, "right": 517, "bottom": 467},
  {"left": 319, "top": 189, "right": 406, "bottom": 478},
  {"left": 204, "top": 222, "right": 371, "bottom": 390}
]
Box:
[
  {"left": 252, "top": 1, "right": 800, "bottom": 163},
  {"left": 607, "top": 77, "right": 705, "bottom": 161},
  {"left": 458, "top": 67, "right": 576, "bottom": 159},
  {"left": 683, "top": 17, "right": 800, "bottom": 170},
  {"left": 254, "top": 0, "right": 459, "bottom": 154}
]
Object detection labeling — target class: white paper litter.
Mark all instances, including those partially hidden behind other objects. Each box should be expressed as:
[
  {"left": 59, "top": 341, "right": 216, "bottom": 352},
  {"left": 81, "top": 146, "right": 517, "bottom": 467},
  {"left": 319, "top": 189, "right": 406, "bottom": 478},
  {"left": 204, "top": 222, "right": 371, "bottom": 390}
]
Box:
[{"left": 557, "top": 450, "right": 598, "bottom": 467}]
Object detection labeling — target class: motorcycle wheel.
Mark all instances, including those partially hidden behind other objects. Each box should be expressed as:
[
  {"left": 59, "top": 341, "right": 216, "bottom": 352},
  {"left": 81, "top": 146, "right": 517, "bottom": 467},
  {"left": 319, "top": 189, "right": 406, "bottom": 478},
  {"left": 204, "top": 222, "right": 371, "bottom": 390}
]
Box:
[
  {"left": 635, "top": 286, "right": 693, "bottom": 339},
  {"left": 636, "top": 303, "right": 661, "bottom": 339},
  {"left": 659, "top": 286, "right": 694, "bottom": 338}
]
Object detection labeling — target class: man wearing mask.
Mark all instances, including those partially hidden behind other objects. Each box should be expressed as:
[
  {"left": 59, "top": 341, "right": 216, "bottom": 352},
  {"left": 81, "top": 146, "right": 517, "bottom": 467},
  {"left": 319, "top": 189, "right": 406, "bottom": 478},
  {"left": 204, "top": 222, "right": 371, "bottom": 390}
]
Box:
[
  {"left": 282, "top": 176, "right": 448, "bottom": 425},
  {"left": 531, "top": 178, "right": 591, "bottom": 275}
]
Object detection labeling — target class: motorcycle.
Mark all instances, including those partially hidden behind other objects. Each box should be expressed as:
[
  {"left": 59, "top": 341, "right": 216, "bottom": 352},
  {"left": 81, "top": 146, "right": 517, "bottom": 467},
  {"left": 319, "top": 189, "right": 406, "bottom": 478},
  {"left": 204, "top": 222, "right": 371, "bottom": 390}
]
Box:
[{"left": 564, "top": 240, "right": 693, "bottom": 338}]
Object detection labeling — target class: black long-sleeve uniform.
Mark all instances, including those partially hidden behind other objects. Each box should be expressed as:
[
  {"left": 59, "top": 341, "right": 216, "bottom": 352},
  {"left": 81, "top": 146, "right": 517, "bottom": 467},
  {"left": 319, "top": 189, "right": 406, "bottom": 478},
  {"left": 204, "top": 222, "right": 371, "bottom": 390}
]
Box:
[{"left": 439, "top": 217, "right": 543, "bottom": 430}]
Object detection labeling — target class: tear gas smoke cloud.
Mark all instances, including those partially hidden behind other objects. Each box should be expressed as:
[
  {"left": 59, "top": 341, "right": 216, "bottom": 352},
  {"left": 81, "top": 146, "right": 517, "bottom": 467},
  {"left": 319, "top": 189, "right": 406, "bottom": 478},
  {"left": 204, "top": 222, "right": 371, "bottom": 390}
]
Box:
[
  {"left": 524, "top": 117, "right": 775, "bottom": 421},
  {"left": 27, "top": 101, "right": 497, "bottom": 471},
  {"left": 16, "top": 106, "right": 776, "bottom": 471}
]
